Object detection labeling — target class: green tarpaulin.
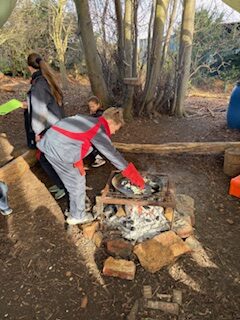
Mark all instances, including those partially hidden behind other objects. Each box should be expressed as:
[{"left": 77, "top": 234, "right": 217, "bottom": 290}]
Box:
[
  {"left": 0, "top": 99, "right": 22, "bottom": 115},
  {"left": 223, "top": 0, "right": 240, "bottom": 13}
]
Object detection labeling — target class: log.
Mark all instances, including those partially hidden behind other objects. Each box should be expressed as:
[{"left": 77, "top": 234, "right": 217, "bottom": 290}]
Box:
[
  {"left": 22, "top": 149, "right": 37, "bottom": 167},
  {"left": 147, "top": 300, "right": 179, "bottom": 315},
  {"left": 143, "top": 285, "right": 152, "bottom": 299},
  {"left": 0, "top": 156, "right": 29, "bottom": 184},
  {"left": 224, "top": 148, "right": 240, "bottom": 177},
  {"left": 0, "top": 133, "right": 14, "bottom": 166},
  {"left": 0, "top": 150, "right": 37, "bottom": 184},
  {"left": 113, "top": 141, "right": 240, "bottom": 154}
]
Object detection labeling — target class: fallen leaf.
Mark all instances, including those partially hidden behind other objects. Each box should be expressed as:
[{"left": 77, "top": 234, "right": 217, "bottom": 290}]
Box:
[{"left": 80, "top": 295, "right": 88, "bottom": 309}]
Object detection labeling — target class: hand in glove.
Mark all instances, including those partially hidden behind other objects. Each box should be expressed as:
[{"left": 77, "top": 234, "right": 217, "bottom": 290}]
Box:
[{"left": 122, "top": 163, "right": 145, "bottom": 189}]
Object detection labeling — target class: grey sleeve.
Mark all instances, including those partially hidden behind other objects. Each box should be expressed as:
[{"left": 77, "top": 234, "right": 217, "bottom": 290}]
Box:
[
  {"left": 31, "top": 83, "right": 59, "bottom": 135},
  {"left": 91, "top": 129, "right": 128, "bottom": 171}
]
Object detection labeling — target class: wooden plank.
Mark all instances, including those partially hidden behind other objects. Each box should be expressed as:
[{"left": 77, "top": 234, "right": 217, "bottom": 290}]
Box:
[{"left": 113, "top": 141, "right": 240, "bottom": 154}]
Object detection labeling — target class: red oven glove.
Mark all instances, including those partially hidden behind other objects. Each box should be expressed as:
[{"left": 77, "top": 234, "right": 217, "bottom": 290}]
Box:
[{"left": 122, "top": 163, "right": 145, "bottom": 189}]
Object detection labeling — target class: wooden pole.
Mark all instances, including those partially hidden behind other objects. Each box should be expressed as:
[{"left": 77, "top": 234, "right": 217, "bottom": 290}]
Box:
[{"left": 113, "top": 141, "right": 240, "bottom": 154}]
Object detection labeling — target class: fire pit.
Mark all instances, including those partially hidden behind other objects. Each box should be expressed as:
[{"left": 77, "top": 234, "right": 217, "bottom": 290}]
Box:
[
  {"left": 97, "top": 171, "right": 175, "bottom": 207},
  {"left": 95, "top": 171, "right": 176, "bottom": 242}
]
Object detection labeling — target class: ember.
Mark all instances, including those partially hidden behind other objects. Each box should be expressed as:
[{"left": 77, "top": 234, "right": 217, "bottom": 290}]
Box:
[
  {"left": 104, "top": 204, "right": 170, "bottom": 242},
  {"left": 96, "top": 171, "right": 176, "bottom": 242}
]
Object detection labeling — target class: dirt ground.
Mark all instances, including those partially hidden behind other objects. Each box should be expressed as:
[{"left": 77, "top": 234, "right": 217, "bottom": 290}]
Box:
[{"left": 0, "top": 77, "right": 240, "bottom": 320}]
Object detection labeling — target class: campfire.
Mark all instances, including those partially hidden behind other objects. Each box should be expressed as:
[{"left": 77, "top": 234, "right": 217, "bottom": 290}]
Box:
[
  {"left": 87, "top": 171, "right": 196, "bottom": 282},
  {"left": 96, "top": 171, "right": 176, "bottom": 242}
]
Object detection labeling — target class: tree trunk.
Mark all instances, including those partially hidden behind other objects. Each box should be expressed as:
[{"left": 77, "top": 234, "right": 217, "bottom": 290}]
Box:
[
  {"left": 50, "top": 0, "right": 70, "bottom": 89},
  {"left": 141, "top": 0, "right": 170, "bottom": 115},
  {"left": 101, "top": 0, "right": 109, "bottom": 63},
  {"left": 73, "top": 0, "right": 109, "bottom": 106},
  {"left": 141, "top": 0, "right": 155, "bottom": 114},
  {"left": 161, "top": 0, "right": 178, "bottom": 66},
  {"left": 123, "top": 0, "right": 134, "bottom": 120},
  {"left": 114, "top": 0, "right": 125, "bottom": 82},
  {"left": 132, "top": 0, "right": 138, "bottom": 78},
  {"left": 0, "top": 0, "right": 17, "bottom": 28},
  {"left": 59, "top": 59, "right": 68, "bottom": 89},
  {"left": 174, "top": 0, "right": 196, "bottom": 116}
]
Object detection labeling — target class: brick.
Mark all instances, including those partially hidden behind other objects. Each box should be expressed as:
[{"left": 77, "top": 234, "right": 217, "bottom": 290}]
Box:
[
  {"left": 176, "top": 194, "right": 194, "bottom": 211},
  {"left": 175, "top": 209, "right": 195, "bottom": 226},
  {"left": 103, "top": 257, "right": 136, "bottom": 280},
  {"left": 170, "top": 241, "right": 191, "bottom": 258},
  {"left": 154, "top": 230, "right": 179, "bottom": 246},
  {"left": 176, "top": 194, "right": 195, "bottom": 226},
  {"left": 164, "top": 207, "right": 174, "bottom": 222},
  {"left": 106, "top": 239, "right": 133, "bottom": 258},
  {"left": 154, "top": 231, "right": 191, "bottom": 258},
  {"left": 173, "top": 218, "right": 193, "bottom": 239},
  {"left": 185, "top": 236, "right": 202, "bottom": 252},
  {"left": 82, "top": 221, "right": 99, "bottom": 240},
  {"left": 93, "top": 231, "right": 103, "bottom": 248},
  {"left": 134, "top": 239, "right": 175, "bottom": 273}
]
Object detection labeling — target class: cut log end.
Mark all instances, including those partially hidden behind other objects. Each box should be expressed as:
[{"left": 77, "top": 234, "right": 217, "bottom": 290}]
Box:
[{"left": 224, "top": 147, "right": 240, "bottom": 177}]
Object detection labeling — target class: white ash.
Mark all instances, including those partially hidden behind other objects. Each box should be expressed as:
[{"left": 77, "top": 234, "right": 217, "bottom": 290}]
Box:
[{"left": 103, "top": 204, "right": 170, "bottom": 242}]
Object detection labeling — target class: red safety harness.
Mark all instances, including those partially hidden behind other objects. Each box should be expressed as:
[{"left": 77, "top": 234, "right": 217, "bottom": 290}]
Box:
[{"left": 51, "top": 116, "right": 111, "bottom": 175}]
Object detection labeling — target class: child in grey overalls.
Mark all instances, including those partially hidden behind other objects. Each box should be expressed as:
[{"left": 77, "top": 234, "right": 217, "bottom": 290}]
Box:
[{"left": 37, "top": 107, "right": 145, "bottom": 225}]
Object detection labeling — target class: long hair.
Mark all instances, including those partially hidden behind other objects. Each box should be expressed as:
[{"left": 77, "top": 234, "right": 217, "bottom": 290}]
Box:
[{"left": 27, "top": 53, "right": 63, "bottom": 106}]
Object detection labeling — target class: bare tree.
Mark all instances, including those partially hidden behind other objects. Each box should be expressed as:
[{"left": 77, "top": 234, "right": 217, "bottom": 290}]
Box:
[
  {"left": 162, "top": 0, "right": 178, "bottom": 66},
  {"left": 73, "top": 0, "right": 109, "bottom": 106},
  {"left": 141, "top": 0, "right": 170, "bottom": 116},
  {"left": 101, "top": 0, "right": 109, "bottom": 64},
  {"left": 0, "top": 0, "right": 17, "bottom": 28},
  {"left": 114, "top": 0, "right": 125, "bottom": 81},
  {"left": 123, "top": 0, "right": 135, "bottom": 119},
  {"left": 50, "top": 0, "right": 72, "bottom": 89},
  {"left": 132, "top": 0, "right": 139, "bottom": 78},
  {"left": 172, "top": 0, "right": 196, "bottom": 116}
]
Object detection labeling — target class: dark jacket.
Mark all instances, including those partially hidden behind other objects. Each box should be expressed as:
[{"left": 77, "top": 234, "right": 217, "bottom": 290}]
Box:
[
  {"left": 92, "top": 109, "right": 104, "bottom": 118},
  {"left": 27, "top": 70, "right": 65, "bottom": 135}
]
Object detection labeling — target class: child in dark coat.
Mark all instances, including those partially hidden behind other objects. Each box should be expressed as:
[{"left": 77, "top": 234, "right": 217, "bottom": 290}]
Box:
[
  {"left": 24, "top": 53, "right": 66, "bottom": 200},
  {"left": 87, "top": 96, "right": 106, "bottom": 168}
]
